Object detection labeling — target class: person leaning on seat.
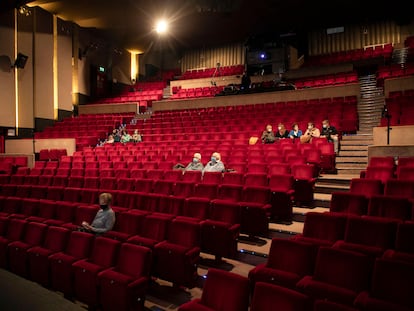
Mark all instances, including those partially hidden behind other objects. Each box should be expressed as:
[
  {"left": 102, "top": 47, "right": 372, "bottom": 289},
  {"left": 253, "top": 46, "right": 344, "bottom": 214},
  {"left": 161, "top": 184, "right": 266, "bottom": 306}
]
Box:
[
  {"left": 261, "top": 124, "right": 276, "bottom": 144},
  {"left": 202, "top": 152, "right": 225, "bottom": 173},
  {"left": 79, "top": 192, "right": 116, "bottom": 235},
  {"left": 173, "top": 152, "right": 204, "bottom": 171}
]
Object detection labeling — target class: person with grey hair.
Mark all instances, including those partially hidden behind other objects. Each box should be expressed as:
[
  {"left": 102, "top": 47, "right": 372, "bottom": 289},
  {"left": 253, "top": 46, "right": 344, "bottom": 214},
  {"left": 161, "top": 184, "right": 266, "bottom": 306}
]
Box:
[
  {"left": 80, "top": 192, "right": 116, "bottom": 235},
  {"left": 173, "top": 152, "right": 204, "bottom": 171},
  {"left": 202, "top": 152, "right": 225, "bottom": 173}
]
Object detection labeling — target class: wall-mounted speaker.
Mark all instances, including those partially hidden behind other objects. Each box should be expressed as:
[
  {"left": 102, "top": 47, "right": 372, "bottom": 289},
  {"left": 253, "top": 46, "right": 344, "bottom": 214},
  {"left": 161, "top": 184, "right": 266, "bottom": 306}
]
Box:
[{"left": 14, "top": 53, "right": 28, "bottom": 69}]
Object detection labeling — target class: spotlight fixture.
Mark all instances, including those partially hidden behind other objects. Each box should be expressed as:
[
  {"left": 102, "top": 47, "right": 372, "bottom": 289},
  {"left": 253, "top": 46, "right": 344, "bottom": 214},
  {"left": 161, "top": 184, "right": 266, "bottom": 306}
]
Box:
[{"left": 18, "top": 6, "right": 31, "bottom": 16}]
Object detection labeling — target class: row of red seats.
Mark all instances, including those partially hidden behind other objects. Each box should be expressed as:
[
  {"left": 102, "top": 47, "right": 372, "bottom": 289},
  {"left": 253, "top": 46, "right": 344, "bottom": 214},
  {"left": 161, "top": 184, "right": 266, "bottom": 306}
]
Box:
[
  {"left": 0, "top": 156, "right": 28, "bottom": 174},
  {"left": 305, "top": 43, "right": 393, "bottom": 67},
  {"left": 183, "top": 211, "right": 414, "bottom": 311},
  {"left": 382, "top": 90, "right": 414, "bottom": 126},
  {"left": 377, "top": 62, "right": 414, "bottom": 80},
  {"left": 170, "top": 85, "right": 224, "bottom": 99},
  {"left": 292, "top": 71, "right": 359, "bottom": 89},
  {"left": 0, "top": 218, "right": 152, "bottom": 310},
  {"left": 180, "top": 64, "right": 244, "bottom": 80},
  {"left": 360, "top": 156, "right": 414, "bottom": 183}
]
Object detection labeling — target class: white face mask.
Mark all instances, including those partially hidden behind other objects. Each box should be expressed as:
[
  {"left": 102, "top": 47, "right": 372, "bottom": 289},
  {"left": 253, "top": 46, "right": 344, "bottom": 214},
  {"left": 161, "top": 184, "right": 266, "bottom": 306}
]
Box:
[
  {"left": 308, "top": 126, "right": 312, "bottom": 130},
  {"left": 278, "top": 126, "right": 282, "bottom": 131},
  {"left": 323, "top": 124, "right": 328, "bottom": 129},
  {"left": 193, "top": 157, "right": 199, "bottom": 163}
]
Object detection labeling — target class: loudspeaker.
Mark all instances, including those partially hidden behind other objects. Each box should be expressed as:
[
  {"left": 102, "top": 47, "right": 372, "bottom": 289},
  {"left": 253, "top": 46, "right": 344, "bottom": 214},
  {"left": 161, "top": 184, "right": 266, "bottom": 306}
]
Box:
[{"left": 14, "top": 53, "right": 28, "bottom": 69}]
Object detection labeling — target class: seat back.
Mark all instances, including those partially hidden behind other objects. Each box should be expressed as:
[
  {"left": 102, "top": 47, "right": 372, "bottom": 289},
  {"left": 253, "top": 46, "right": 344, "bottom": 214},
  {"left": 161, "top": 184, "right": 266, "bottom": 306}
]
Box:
[
  {"left": 350, "top": 178, "right": 383, "bottom": 197},
  {"left": 42, "top": 226, "right": 70, "bottom": 252},
  {"left": 244, "top": 173, "right": 268, "bottom": 187},
  {"left": 181, "top": 170, "right": 202, "bottom": 183},
  {"left": 367, "top": 195, "right": 412, "bottom": 220},
  {"left": 344, "top": 215, "right": 398, "bottom": 249},
  {"left": 201, "top": 268, "right": 249, "bottom": 311},
  {"left": 73, "top": 205, "right": 99, "bottom": 226},
  {"left": 302, "top": 212, "right": 347, "bottom": 243},
  {"left": 140, "top": 214, "right": 171, "bottom": 241},
  {"left": 182, "top": 197, "right": 211, "bottom": 220},
  {"left": 6, "top": 218, "right": 27, "bottom": 240},
  {"left": 365, "top": 167, "right": 394, "bottom": 184},
  {"left": 330, "top": 192, "right": 368, "bottom": 215},
  {"left": 22, "top": 222, "right": 48, "bottom": 245},
  {"left": 268, "top": 174, "right": 294, "bottom": 192},
  {"left": 216, "top": 184, "right": 242, "bottom": 202},
  {"left": 314, "top": 246, "right": 372, "bottom": 292},
  {"left": 369, "top": 156, "right": 395, "bottom": 168},
  {"left": 173, "top": 181, "right": 195, "bottom": 198},
  {"left": 115, "top": 243, "right": 152, "bottom": 278},
  {"left": 384, "top": 179, "right": 414, "bottom": 198},
  {"left": 89, "top": 237, "right": 120, "bottom": 267},
  {"left": 65, "top": 231, "right": 94, "bottom": 259},
  {"left": 250, "top": 282, "right": 312, "bottom": 311},
  {"left": 167, "top": 218, "right": 200, "bottom": 248},
  {"left": 241, "top": 186, "right": 270, "bottom": 204},
  {"left": 370, "top": 258, "right": 414, "bottom": 309},
  {"left": 201, "top": 172, "right": 222, "bottom": 184},
  {"left": 291, "top": 164, "right": 314, "bottom": 180},
  {"left": 266, "top": 238, "right": 318, "bottom": 276},
  {"left": 210, "top": 201, "right": 241, "bottom": 224},
  {"left": 134, "top": 178, "right": 153, "bottom": 193},
  {"left": 395, "top": 221, "right": 414, "bottom": 253},
  {"left": 193, "top": 183, "right": 218, "bottom": 199},
  {"left": 152, "top": 180, "right": 174, "bottom": 195}
]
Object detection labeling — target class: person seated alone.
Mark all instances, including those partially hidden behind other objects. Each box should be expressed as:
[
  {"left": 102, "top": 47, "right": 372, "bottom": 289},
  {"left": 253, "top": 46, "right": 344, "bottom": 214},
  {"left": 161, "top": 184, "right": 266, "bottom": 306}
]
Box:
[
  {"left": 320, "top": 119, "right": 339, "bottom": 153},
  {"left": 203, "top": 152, "right": 225, "bottom": 173},
  {"left": 173, "top": 152, "right": 204, "bottom": 171},
  {"left": 275, "top": 123, "right": 289, "bottom": 139},
  {"left": 80, "top": 192, "right": 116, "bottom": 235},
  {"left": 261, "top": 124, "right": 276, "bottom": 144}
]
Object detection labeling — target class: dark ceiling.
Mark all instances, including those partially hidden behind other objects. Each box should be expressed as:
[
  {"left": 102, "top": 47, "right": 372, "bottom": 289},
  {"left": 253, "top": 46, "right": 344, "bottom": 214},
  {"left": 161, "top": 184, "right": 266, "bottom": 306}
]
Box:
[{"left": 1, "top": 0, "right": 411, "bottom": 53}]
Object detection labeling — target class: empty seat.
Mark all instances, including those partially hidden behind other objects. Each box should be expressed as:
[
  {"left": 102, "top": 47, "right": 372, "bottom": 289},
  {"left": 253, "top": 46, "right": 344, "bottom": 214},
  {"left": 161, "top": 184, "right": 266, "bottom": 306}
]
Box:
[
  {"left": 384, "top": 179, "right": 414, "bottom": 198},
  {"left": 330, "top": 192, "right": 369, "bottom": 215},
  {"left": 250, "top": 282, "right": 312, "bottom": 311},
  {"left": 104, "top": 209, "right": 148, "bottom": 242},
  {"left": 333, "top": 215, "right": 399, "bottom": 259},
  {"left": 367, "top": 194, "right": 412, "bottom": 220},
  {"left": 293, "top": 212, "right": 348, "bottom": 247},
  {"left": 0, "top": 218, "right": 27, "bottom": 268},
  {"left": 297, "top": 246, "right": 372, "bottom": 306},
  {"left": 248, "top": 238, "right": 318, "bottom": 289},
  {"left": 354, "top": 258, "right": 414, "bottom": 311},
  {"left": 291, "top": 164, "right": 316, "bottom": 205},
  {"left": 178, "top": 268, "right": 250, "bottom": 311},
  {"left": 7, "top": 221, "right": 48, "bottom": 277},
  {"left": 153, "top": 218, "right": 201, "bottom": 288},
  {"left": 49, "top": 231, "right": 94, "bottom": 297},
  {"left": 268, "top": 173, "right": 295, "bottom": 222},
  {"left": 97, "top": 243, "right": 152, "bottom": 311},
  {"left": 27, "top": 226, "right": 71, "bottom": 287},
  {"left": 349, "top": 178, "right": 383, "bottom": 198},
  {"left": 364, "top": 166, "right": 395, "bottom": 184},
  {"left": 72, "top": 237, "right": 121, "bottom": 308},
  {"left": 383, "top": 221, "right": 414, "bottom": 262}
]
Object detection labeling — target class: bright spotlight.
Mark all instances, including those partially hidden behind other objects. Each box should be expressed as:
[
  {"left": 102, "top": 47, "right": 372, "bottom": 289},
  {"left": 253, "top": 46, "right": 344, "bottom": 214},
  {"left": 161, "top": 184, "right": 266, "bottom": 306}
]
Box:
[{"left": 155, "top": 20, "right": 168, "bottom": 34}]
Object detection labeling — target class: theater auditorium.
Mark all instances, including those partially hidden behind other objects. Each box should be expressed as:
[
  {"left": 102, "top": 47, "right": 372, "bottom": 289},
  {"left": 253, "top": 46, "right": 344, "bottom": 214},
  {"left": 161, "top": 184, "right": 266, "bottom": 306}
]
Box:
[{"left": 1, "top": 0, "right": 414, "bottom": 310}]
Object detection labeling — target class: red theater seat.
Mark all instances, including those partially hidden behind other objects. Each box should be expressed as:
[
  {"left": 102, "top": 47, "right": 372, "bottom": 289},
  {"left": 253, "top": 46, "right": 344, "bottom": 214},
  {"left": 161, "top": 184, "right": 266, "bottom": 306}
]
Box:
[
  {"left": 296, "top": 246, "right": 372, "bottom": 306},
  {"left": 97, "top": 243, "right": 152, "bottom": 311},
  {"left": 72, "top": 237, "right": 121, "bottom": 308},
  {"left": 367, "top": 195, "right": 412, "bottom": 220},
  {"left": 153, "top": 218, "right": 201, "bottom": 288},
  {"left": 178, "top": 268, "right": 249, "bottom": 311},
  {"left": 383, "top": 221, "right": 414, "bottom": 263},
  {"left": 329, "top": 192, "right": 368, "bottom": 215},
  {"left": 250, "top": 282, "right": 312, "bottom": 311},
  {"left": 0, "top": 218, "right": 27, "bottom": 268},
  {"left": 268, "top": 173, "right": 295, "bottom": 222},
  {"left": 49, "top": 231, "right": 94, "bottom": 297},
  {"left": 27, "top": 226, "right": 70, "bottom": 287},
  {"left": 248, "top": 238, "right": 318, "bottom": 290}
]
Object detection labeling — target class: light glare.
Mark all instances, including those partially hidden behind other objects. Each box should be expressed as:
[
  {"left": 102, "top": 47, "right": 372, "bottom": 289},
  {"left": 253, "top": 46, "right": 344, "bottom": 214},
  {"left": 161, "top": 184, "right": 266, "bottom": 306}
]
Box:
[{"left": 155, "top": 20, "right": 168, "bottom": 34}]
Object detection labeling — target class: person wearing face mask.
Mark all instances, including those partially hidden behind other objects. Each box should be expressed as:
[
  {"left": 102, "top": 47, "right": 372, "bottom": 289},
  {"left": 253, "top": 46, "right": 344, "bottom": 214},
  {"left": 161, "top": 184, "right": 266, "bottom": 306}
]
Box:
[
  {"left": 289, "top": 122, "right": 303, "bottom": 140},
  {"left": 320, "top": 119, "right": 339, "bottom": 153},
  {"left": 80, "top": 192, "right": 116, "bottom": 235},
  {"left": 202, "top": 152, "right": 225, "bottom": 173},
  {"left": 184, "top": 153, "right": 204, "bottom": 171},
  {"left": 261, "top": 124, "right": 276, "bottom": 144},
  {"left": 300, "top": 121, "right": 320, "bottom": 144},
  {"left": 275, "top": 123, "right": 289, "bottom": 139}
]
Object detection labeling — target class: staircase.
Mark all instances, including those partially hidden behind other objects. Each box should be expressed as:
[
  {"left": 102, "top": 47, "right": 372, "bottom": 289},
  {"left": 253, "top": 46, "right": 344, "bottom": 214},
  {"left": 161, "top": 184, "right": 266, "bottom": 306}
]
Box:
[
  {"left": 163, "top": 85, "right": 172, "bottom": 100},
  {"left": 335, "top": 73, "right": 384, "bottom": 175}
]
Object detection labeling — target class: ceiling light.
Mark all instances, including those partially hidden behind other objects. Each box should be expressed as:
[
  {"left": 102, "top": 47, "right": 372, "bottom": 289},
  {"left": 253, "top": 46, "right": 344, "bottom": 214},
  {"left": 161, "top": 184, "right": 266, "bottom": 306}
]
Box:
[{"left": 155, "top": 20, "right": 168, "bottom": 34}]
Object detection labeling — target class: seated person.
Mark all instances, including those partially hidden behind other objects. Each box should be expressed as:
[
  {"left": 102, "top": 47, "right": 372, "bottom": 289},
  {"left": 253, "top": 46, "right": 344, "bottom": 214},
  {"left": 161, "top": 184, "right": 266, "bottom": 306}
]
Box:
[
  {"left": 173, "top": 153, "right": 204, "bottom": 171},
  {"left": 120, "top": 130, "right": 131, "bottom": 143},
  {"left": 275, "top": 123, "right": 289, "bottom": 139},
  {"left": 261, "top": 124, "right": 276, "bottom": 144},
  {"left": 131, "top": 129, "right": 142, "bottom": 143},
  {"left": 300, "top": 122, "right": 320, "bottom": 143},
  {"left": 320, "top": 119, "right": 339, "bottom": 153},
  {"left": 112, "top": 128, "right": 121, "bottom": 143},
  {"left": 105, "top": 134, "right": 115, "bottom": 144},
  {"left": 80, "top": 193, "right": 115, "bottom": 235},
  {"left": 203, "top": 152, "right": 225, "bottom": 173},
  {"left": 289, "top": 122, "right": 303, "bottom": 140}
]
